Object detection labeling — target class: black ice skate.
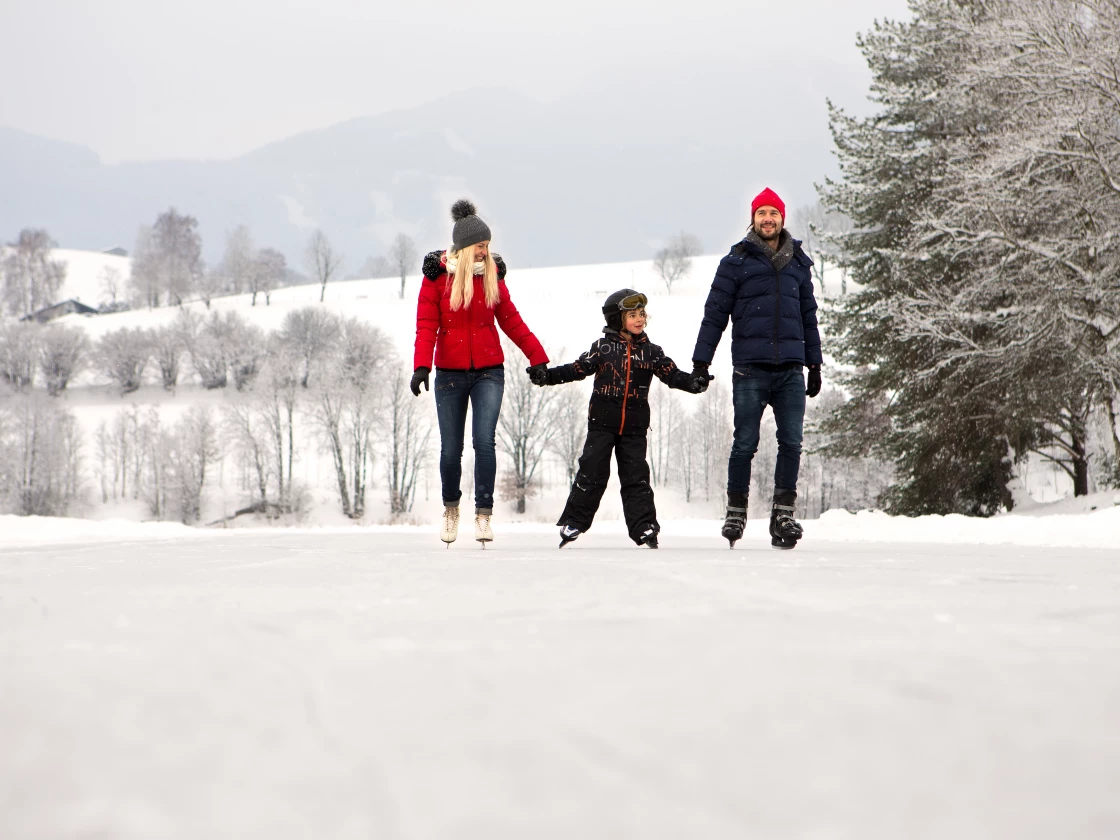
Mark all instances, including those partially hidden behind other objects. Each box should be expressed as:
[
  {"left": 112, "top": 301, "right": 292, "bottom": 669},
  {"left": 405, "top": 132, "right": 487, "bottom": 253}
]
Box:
[
  {"left": 638, "top": 526, "right": 659, "bottom": 549},
  {"left": 769, "top": 490, "right": 803, "bottom": 550},
  {"left": 722, "top": 492, "right": 747, "bottom": 548},
  {"left": 559, "top": 524, "right": 582, "bottom": 548}
]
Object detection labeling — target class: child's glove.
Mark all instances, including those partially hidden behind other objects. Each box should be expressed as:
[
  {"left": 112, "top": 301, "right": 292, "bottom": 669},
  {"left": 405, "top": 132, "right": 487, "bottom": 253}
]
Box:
[
  {"left": 526, "top": 364, "right": 549, "bottom": 386},
  {"left": 806, "top": 365, "right": 822, "bottom": 398},
  {"left": 689, "top": 362, "right": 714, "bottom": 393}
]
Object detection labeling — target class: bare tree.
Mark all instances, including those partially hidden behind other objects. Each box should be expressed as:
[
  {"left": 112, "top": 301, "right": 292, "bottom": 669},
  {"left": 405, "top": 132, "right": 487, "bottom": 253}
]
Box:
[
  {"left": 306, "top": 229, "right": 342, "bottom": 303},
  {"left": 384, "top": 367, "right": 432, "bottom": 514},
  {"left": 189, "top": 311, "right": 260, "bottom": 390},
  {"left": 38, "top": 324, "right": 89, "bottom": 396},
  {"left": 254, "top": 339, "right": 302, "bottom": 512},
  {"left": 547, "top": 385, "right": 587, "bottom": 486},
  {"left": 96, "top": 406, "right": 142, "bottom": 501},
  {"left": 228, "top": 317, "right": 267, "bottom": 391},
  {"left": 311, "top": 318, "right": 394, "bottom": 518},
  {"left": 97, "top": 265, "right": 123, "bottom": 307},
  {"left": 167, "top": 406, "right": 221, "bottom": 523},
  {"left": 694, "top": 381, "right": 732, "bottom": 503},
  {"left": 129, "top": 226, "right": 161, "bottom": 309},
  {"left": 0, "top": 322, "right": 40, "bottom": 391},
  {"left": 225, "top": 397, "right": 273, "bottom": 514},
  {"left": 652, "top": 232, "right": 701, "bottom": 294},
  {"left": 222, "top": 225, "right": 255, "bottom": 298},
  {"left": 279, "top": 307, "right": 340, "bottom": 388},
  {"left": 1, "top": 229, "right": 66, "bottom": 317},
  {"left": 0, "top": 395, "right": 83, "bottom": 516},
  {"left": 152, "top": 308, "right": 199, "bottom": 391},
  {"left": 649, "top": 384, "right": 683, "bottom": 486},
  {"left": 390, "top": 233, "right": 418, "bottom": 299},
  {"left": 196, "top": 271, "right": 226, "bottom": 310},
  {"left": 135, "top": 408, "right": 170, "bottom": 519},
  {"left": 255, "top": 247, "right": 286, "bottom": 306},
  {"left": 96, "top": 328, "right": 152, "bottom": 395},
  {"left": 152, "top": 208, "right": 204, "bottom": 306},
  {"left": 793, "top": 202, "right": 853, "bottom": 296},
  {"left": 496, "top": 339, "right": 557, "bottom": 513}
]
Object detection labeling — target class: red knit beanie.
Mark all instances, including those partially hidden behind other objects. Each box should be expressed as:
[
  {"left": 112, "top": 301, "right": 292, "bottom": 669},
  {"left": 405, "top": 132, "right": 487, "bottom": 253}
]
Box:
[{"left": 751, "top": 187, "right": 785, "bottom": 221}]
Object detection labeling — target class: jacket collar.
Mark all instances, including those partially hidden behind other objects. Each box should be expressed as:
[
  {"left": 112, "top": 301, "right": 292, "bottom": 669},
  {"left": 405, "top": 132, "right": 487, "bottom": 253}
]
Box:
[
  {"left": 739, "top": 230, "right": 803, "bottom": 265},
  {"left": 602, "top": 326, "right": 650, "bottom": 345}
]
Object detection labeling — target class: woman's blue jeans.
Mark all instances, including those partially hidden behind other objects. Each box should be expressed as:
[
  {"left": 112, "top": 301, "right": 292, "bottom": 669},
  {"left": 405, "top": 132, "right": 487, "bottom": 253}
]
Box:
[
  {"left": 728, "top": 365, "right": 805, "bottom": 496},
  {"left": 433, "top": 367, "right": 505, "bottom": 512}
]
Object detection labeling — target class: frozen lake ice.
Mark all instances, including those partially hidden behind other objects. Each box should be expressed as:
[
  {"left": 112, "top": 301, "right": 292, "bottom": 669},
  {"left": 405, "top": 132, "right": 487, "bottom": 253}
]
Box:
[{"left": 2, "top": 529, "right": 1118, "bottom": 839}]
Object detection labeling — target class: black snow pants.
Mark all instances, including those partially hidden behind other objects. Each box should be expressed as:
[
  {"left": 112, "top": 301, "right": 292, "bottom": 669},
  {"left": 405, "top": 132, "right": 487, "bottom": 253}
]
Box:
[{"left": 557, "top": 428, "right": 658, "bottom": 544}]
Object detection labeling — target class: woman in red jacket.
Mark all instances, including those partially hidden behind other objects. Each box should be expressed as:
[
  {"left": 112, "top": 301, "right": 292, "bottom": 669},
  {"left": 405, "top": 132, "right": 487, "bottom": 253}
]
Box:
[{"left": 411, "top": 199, "right": 549, "bottom": 546}]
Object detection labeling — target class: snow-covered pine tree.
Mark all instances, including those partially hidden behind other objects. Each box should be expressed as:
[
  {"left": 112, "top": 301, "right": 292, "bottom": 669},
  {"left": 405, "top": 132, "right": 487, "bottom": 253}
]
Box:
[{"left": 820, "top": 0, "right": 1119, "bottom": 513}]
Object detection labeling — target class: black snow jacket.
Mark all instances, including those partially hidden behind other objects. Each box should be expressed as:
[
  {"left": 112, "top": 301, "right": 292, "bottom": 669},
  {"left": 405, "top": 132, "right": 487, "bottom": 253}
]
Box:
[
  {"left": 546, "top": 329, "right": 694, "bottom": 435},
  {"left": 691, "top": 230, "right": 823, "bottom": 368}
]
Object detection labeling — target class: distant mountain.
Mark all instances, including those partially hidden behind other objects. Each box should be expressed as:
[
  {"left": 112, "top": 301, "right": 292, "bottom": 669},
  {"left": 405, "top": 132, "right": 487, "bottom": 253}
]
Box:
[{"left": 0, "top": 85, "right": 836, "bottom": 272}]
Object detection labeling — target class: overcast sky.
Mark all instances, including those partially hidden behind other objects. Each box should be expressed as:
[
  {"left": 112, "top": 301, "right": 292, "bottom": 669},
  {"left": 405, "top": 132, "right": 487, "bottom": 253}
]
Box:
[{"left": 2, "top": 0, "right": 913, "bottom": 164}]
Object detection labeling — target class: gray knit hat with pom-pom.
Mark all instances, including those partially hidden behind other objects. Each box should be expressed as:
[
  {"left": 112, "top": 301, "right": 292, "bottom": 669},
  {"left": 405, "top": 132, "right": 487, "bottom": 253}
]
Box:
[{"left": 450, "top": 199, "right": 492, "bottom": 252}]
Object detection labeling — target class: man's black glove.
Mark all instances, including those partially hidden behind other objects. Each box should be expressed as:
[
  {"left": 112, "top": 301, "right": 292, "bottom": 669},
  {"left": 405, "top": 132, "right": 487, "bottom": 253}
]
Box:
[
  {"left": 806, "top": 365, "right": 822, "bottom": 398},
  {"left": 410, "top": 367, "right": 430, "bottom": 397},
  {"left": 690, "top": 362, "right": 714, "bottom": 393},
  {"left": 526, "top": 364, "right": 549, "bottom": 386}
]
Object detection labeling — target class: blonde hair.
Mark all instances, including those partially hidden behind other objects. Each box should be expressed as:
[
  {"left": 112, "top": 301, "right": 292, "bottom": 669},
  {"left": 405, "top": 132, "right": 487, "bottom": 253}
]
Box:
[{"left": 447, "top": 243, "right": 500, "bottom": 310}]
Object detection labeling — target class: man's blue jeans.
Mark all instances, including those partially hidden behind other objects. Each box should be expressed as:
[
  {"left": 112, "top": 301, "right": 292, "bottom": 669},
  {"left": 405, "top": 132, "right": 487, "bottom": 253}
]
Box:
[
  {"left": 727, "top": 365, "right": 805, "bottom": 496},
  {"left": 434, "top": 367, "right": 505, "bottom": 512}
]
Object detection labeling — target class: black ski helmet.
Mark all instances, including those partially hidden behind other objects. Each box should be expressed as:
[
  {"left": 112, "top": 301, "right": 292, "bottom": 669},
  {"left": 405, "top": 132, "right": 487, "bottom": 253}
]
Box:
[{"left": 602, "top": 288, "right": 647, "bottom": 332}]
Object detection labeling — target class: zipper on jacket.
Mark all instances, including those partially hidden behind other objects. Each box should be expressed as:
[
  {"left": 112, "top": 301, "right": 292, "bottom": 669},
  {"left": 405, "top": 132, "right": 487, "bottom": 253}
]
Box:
[
  {"left": 772, "top": 266, "right": 782, "bottom": 364},
  {"left": 467, "top": 290, "right": 475, "bottom": 369},
  {"left": 619, "top": 341, "right": 632, "bottom": 434}
]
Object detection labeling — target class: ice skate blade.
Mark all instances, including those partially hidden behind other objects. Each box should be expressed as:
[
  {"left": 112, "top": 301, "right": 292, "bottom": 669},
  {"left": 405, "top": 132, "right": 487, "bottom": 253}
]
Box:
[
  {"left": 770, "top": 537, "right": 798, "bottom": 550},
  {"left": 559, "top": 538, "right": 577, "bottom": 549},
  {"left": 727, "top": 539, "right": 737, "bottom": 549}
]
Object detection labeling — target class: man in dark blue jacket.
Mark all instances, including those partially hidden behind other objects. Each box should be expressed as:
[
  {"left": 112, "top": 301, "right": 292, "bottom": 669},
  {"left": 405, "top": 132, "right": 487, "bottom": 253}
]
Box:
[{"left": 689, "top": 187, "right": 823, "bottom": 549}]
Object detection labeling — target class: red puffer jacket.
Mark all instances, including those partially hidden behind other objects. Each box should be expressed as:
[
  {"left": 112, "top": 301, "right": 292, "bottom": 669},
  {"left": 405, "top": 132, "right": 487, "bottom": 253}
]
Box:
[{"left": 413, "top": 252, "right": 549, "bottom": 371}]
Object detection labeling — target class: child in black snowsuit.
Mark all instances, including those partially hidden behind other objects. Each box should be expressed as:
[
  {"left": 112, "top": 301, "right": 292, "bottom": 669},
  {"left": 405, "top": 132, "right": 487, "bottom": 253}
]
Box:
[{"left": 527, "top": 289, "right": 710, "bottom": 548}]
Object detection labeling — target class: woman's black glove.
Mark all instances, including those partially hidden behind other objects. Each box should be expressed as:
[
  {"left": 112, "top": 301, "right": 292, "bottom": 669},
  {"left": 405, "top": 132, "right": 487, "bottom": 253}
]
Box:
[
  {"left": 526, "top": 364, "right": 549, "bottom": 386},
  {"left": 806, "top": 365, "right": 822, "bottom": 398},
  {"left": 410, "top": 367, "right": 430, "bottom": 396},
  {"left": 690, "top": 362, "right": 714, "bottom": 393}
]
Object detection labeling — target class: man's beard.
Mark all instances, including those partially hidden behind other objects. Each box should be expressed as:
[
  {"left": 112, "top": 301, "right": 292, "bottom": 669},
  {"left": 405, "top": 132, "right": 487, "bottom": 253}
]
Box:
[{"left": 757, "top": 223, "right": 782, "bottom": 244}]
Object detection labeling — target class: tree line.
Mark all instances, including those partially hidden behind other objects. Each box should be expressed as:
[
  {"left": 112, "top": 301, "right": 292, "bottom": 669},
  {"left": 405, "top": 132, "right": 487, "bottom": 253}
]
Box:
[
  {"left": 1, "top": 311, "right": 887, "bottom": 525},
  {"left": 1, "top": 212, "right": 424, "bottom": 321}
]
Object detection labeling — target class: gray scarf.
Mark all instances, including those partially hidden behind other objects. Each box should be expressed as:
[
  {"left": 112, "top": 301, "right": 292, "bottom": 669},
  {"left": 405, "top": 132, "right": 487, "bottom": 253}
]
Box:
[{"left": 746, "top": 227, "right": 795, "bottom": 272}]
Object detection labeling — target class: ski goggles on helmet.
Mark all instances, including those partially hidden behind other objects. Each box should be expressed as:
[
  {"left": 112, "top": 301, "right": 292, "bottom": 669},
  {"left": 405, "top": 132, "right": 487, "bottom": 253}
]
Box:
[{"left": 614, "top": 292, "right": 648, "bottom": 311}]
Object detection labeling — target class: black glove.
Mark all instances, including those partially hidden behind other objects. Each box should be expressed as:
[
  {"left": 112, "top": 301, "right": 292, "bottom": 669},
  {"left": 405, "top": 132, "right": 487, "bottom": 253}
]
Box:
[
  {"left": 690, "top": 362, "right": 714, "bottom": 393},
  {"left": 806, "top": 365, "right": 822, "bottom": 398},
  {"left": 526, "top": 364, "right": 549, "bottom": 386},
  {"left": 410, "top": 367, "right": 430, "bottom": 397}
]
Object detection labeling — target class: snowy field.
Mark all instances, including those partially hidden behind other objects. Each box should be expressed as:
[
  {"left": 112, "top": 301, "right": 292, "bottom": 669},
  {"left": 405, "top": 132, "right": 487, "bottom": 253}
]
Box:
[{"left": 2, "top": 526, "right": 1119, "bottom": 839}]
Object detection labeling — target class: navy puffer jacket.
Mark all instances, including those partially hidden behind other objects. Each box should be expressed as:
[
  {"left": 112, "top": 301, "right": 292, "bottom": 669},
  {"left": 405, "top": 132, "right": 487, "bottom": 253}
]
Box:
[{"left": 691, "top": 236, "right": 822, "bottom": 368}]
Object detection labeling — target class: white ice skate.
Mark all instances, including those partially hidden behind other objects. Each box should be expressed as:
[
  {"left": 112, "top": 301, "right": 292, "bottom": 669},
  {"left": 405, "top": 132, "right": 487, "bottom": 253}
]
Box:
[
  {"left": 475, "top": 513, "right": 493, "bottom": 548},
  {"left": 440, "top": 505, "right": 460, "bottom": 546}
]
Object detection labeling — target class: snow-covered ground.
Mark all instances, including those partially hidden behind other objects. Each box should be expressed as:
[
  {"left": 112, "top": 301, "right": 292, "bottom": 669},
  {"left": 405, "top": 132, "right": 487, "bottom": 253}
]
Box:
[{"left": 2, "top": 529, "right": 1118, "bottom": 839}]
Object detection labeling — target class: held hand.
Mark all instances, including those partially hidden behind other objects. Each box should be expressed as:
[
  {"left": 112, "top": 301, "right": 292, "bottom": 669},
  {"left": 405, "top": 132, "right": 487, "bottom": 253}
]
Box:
[
  {"left": 806, "top": 365, "right": 822, "bottom": 398},
  {"left": 410, "top": 367, "right": 430, "bottom": 397},
  {"left": 690, "top": 362, "right": 714, "bottom": 393},
  {"left": 526, "top": 364, "right": 549, "bottom": 387}
]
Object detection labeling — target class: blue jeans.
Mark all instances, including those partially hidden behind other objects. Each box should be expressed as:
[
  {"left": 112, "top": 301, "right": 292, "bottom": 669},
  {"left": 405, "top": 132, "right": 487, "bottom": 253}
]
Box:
[
  {"left": 728, "top": 366, "right": 805, "bottom": 496},
  {"left": 434, "top": 367, "right": 505, "bottom": 512}
]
